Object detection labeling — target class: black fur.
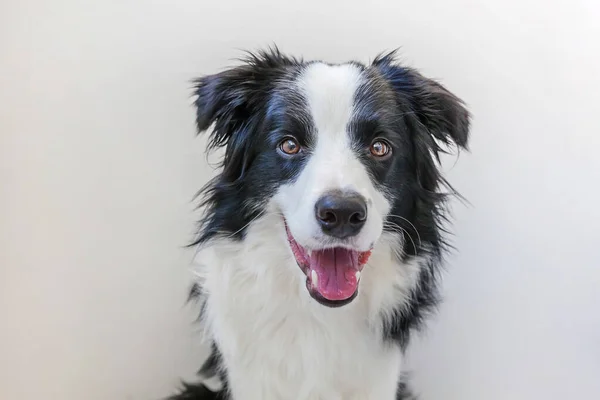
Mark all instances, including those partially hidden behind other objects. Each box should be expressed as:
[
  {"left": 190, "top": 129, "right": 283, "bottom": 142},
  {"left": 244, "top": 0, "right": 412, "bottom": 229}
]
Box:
[
  {"left": 170, "top": 47, "right": 470, "bottom": 399},
  {"left": 167, "top": 383, "right": 226, "bottom": 400}
]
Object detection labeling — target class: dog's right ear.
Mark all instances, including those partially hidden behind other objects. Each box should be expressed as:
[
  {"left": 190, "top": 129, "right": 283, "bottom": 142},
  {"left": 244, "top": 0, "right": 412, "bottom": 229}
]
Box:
[
  {"left": 192, "top": 48, "right": 299, "bottom": 152},
  {"left": 192, "top": 65, "right": 256, "bottom": 150}
]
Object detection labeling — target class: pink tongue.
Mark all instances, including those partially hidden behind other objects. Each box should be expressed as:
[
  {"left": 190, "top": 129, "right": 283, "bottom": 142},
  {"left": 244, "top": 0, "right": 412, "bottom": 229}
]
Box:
[{"left": 309, "top": 248, "right": 360, "bottom": 301}]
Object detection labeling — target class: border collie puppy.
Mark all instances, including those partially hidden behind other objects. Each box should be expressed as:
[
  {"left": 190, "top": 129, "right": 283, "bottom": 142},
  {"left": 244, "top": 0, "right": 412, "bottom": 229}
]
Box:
[{"left": 170, "top": 48, "right": 470, "bottom": 400}]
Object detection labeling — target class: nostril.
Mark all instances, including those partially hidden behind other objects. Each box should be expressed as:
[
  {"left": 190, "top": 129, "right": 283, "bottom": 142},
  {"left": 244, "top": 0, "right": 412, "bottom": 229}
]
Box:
[
  {"left": 349, "top": 211, "right": 366, "bottom": 225},
  {"left": 320, "top": 210, "right": 337, "bottom": 224}
]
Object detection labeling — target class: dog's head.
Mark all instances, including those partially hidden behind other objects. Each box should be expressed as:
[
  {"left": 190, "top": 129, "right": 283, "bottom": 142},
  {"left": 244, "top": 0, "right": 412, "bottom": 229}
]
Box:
[{"left": 192, "top": 48, "right": 469, "bottom": 307}]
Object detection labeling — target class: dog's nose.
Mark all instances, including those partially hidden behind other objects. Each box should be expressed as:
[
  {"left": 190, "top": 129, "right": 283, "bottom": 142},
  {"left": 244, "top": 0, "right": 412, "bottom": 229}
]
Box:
[{"left": 315, "top": 191, "right": 367, "bottom": 239}]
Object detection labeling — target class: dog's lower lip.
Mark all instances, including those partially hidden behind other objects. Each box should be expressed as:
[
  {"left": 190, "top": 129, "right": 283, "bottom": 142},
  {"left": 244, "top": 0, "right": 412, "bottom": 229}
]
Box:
[{"left": 305, "top": 280, "right": 359, "bottom": 308}]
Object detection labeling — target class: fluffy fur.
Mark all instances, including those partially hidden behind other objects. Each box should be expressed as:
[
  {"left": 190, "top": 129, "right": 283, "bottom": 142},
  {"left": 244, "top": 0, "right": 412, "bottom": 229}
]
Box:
[{"left": 168, "top": 48, "right": 470, "bottom": 400}]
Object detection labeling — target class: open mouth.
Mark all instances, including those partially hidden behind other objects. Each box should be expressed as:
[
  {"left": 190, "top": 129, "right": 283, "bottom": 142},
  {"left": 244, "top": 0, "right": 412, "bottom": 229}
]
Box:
[{"left": 285, "top": 223, "right": 372, "bottom": 307}]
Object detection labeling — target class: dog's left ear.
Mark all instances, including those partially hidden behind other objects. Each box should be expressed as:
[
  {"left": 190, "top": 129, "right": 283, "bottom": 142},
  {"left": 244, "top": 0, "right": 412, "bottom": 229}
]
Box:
[
  {"left": 374, "top": 54, "right": 470, "bottom": 150},
  {"left": 407, "top": 69, "right": 470, "bottom": 149}
]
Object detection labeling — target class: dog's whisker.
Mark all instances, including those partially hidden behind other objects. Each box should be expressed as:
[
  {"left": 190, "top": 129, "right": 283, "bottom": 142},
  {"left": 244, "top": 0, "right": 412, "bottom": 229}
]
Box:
[
  {"left": 385, "top": 214, "right": 422, "bottom": 247},
  {"left": 383, "top": 222, "right": 419, "bottom": 256}
]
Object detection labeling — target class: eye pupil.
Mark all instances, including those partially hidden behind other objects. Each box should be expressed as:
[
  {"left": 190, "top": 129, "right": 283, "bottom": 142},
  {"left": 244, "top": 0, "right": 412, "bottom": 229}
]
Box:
[
  {"left": 280, "top": 138, "right": 300, "bottom": 155},
  {"left": 370, "top": 140, "right": 390, "bottom": 157}
]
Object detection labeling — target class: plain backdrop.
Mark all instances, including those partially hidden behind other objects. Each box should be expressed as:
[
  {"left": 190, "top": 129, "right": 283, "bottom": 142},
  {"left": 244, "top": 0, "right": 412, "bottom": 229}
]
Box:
[{"left": 2, "top": 1, "right": 600, "bottom": 399}]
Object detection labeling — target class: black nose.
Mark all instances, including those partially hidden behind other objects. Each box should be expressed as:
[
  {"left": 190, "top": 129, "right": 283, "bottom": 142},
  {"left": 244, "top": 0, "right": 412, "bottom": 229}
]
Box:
[{"left": 315, "top": 191, "right": 367, "bottom": 239}]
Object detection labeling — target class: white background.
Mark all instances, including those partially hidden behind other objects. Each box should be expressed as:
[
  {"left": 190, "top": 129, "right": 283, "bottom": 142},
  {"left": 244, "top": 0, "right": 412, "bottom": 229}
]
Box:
[{"left": 2, "top": 1, "right": 600, "bottom": 399}]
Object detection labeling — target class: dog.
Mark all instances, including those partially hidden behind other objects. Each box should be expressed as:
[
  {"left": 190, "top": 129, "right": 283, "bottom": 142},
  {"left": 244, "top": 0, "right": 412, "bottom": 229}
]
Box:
[{"left": 169, "top": 47, "right": 470, "bottom": 400}]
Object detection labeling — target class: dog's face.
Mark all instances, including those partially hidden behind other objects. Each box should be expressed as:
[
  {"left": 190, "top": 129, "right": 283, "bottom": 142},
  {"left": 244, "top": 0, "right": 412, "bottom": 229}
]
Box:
[{"left": 193, "top": 49, "right": 469, "bottom": 307}]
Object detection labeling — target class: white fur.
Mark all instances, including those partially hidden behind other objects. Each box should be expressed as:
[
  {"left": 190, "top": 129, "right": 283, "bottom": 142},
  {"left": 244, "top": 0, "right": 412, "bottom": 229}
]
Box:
[{"left": 193, "top": 63, "right": 424, "bottom": 399}]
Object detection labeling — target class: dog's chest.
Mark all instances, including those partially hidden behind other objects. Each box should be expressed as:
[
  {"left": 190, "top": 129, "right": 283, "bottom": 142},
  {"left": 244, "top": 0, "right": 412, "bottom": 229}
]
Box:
[{"left": 202, "top": 251, "right": 402, "bottom": 400}]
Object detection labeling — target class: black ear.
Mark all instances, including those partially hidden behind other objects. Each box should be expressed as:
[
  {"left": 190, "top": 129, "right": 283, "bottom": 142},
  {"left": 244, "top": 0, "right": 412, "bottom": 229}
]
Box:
[
  {"left": 373, "top": 52, "right": 470, "bottom": 150},
  {"left": 192, "top": 66, "right": 256, "bottom": 150},
  {"left": 406, "top": 69, "right": 470, "bottom": 149},
  {"left": 192, "top": 48, "right": 300, "bottom": 151}
]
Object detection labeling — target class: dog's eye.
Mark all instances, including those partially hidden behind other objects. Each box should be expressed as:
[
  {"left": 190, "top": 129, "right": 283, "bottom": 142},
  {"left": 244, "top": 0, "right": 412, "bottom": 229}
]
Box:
[
  {"left": 370, "top": 140, "right": 391, "bottom": 158},
  {"left": 279, "top": 137, "right": 301, "bottom": 155}
]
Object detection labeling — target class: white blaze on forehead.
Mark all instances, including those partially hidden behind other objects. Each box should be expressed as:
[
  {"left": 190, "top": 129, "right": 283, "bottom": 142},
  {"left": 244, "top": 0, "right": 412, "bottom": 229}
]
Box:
[
  {"left": 298, "top": 63, "right": 362, "bottom": 136},
  {"left": 296, "top": 62, "right": 367, "bottom": 191}
]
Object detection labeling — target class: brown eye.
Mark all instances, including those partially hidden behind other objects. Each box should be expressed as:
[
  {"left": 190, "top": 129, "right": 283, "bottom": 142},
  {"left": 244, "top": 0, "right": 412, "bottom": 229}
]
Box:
[
  {"left": 279, "top": 137, "right": 301, "bottom": 155},
  {"left": 370, "top": 140, "right": 391, "bottom": 158}
]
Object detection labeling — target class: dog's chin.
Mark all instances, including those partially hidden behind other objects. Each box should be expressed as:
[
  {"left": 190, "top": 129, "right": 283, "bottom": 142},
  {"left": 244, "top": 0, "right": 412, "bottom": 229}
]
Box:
[{"left": 284, "top": 223, "right": 372, "bottom": 308}]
